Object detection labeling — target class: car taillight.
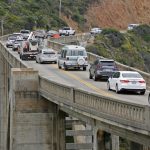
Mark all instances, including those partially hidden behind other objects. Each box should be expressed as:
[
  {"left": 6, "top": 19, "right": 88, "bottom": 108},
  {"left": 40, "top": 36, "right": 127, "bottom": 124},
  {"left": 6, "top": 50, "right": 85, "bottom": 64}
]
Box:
[
  {"left": 97, "top": 64, "right": 101, "bottom": 69},
  {"left": 120, "top": 80, "right": 129, "bottom": 83},
  {"left": 84, "top": 57, "right": 87, "bottom": 61},
  {"left": 139, "top": 80, "right": 145, "bottom": 83}
]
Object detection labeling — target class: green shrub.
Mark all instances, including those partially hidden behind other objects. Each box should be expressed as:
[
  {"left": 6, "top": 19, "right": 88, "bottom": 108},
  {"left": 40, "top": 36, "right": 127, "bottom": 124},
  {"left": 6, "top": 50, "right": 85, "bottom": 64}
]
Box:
[{"left": 102, "top": 28, "right": 125, "bottom": 47}]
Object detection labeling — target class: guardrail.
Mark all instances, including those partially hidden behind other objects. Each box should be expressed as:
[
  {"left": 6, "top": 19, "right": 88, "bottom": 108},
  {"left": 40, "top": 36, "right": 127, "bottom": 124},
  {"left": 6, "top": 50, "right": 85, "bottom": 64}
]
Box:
[
  {"left": 47, "top": 40, "right": 150, "bottom": 89},
  {"left": 48, "top": 33, "right": 91, "bottom": 44},
  {"left": 0, "top": 41, "right": 27, "bottom": 68},
  {"left": 39, "top": 76, "right": 150, "bottom": 132}
]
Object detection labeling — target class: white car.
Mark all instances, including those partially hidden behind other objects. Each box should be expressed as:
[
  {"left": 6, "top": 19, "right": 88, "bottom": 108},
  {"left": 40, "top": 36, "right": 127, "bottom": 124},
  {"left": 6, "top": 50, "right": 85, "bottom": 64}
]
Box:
[
  {"left": 36, "top": 48, "right": 57, "bottom": 64},
  {"left": 107, "top": 71, "right": 146, "bottom": 95},
  {"left": 127, "top": 24, "right": 139, "bottom": 30},
  {"left": 90, "top": 28, "right": 102, "bottom": 34}
]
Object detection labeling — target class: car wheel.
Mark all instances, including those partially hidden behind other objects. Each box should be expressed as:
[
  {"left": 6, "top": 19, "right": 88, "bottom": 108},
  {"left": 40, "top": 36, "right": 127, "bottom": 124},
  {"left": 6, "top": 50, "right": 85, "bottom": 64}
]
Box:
[
  {"left": 140, "top": 90, "right": 145, "bottom": 95},
  {"left": 115, "top": 84, "right": 120, "bottom": 94},
  {"left": 83, "top": 67, "right": 86, "bottom": 71},
  {"left": 58, "top": 62, "right": 61, "bottom": 69},
  {"left": 93, "top": 73, "right": 98, "bottom": 81},
  {"left": 107, "top": 82, "right": 111, "bottom": 91},
  {"left": 148, "top": 94, "right": 150, "bottom": 104},
  {"left": 39, "top": 59, "right": 42, "bottom": 64},
  {"left": 36, "top": 58, "right": 38, "bottom": 63},
  {"left": 89, "top": 71, "right": 93, "bottom": 79},
  {"left": 63, "top": 63, "right": 68, "bottom": 70},
  {"left": 54, "top": 61, "right": 57, "bottom": 64}
]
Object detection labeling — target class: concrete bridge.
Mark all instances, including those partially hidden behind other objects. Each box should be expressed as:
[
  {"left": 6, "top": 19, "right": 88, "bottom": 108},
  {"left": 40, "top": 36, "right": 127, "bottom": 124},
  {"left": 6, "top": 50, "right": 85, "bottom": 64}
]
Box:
[{"left": 0, "top": 34, "right": 150, "bottom": 150}]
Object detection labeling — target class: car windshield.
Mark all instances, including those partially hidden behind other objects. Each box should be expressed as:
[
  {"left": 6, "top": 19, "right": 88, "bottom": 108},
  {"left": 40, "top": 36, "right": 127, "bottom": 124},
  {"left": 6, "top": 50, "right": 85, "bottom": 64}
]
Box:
[
  {"left": 122, "top": 73, "right": 142, "bottom": 78},
  {"left": 8, "top": 37, "right": 16, "bottom": 40}
]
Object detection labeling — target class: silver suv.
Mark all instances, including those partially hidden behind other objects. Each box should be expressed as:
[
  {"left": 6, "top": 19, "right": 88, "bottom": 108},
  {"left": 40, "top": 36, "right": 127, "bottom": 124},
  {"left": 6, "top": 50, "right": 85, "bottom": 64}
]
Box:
[{"left": 58, "top": 45, "right": 88, "bottom": 70}]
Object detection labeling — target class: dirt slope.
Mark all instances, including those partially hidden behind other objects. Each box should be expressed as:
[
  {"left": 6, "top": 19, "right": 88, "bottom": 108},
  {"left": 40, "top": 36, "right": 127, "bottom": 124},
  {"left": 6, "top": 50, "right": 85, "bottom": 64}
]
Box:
[{"left": 85, "top": 0, "right": 150, "bottom": 30}]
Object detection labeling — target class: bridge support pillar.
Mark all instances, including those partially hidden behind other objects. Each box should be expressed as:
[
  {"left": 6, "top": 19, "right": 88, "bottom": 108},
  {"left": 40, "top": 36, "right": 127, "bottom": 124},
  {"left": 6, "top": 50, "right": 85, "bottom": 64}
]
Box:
[
  {"left": 130, "top": 142, "right": 143, "bottom": 150},
  {"left": 111, "top": 134, "right": 119, "bottom": 150},
  {"left": 0, "top": 53, "right": 9, "bottom": 150},
  {"left": 93, "top": 128, "right": 105, "bottom": 150},
  {"left": 9, "top": 68, "right": 66, "bottom": 150}
]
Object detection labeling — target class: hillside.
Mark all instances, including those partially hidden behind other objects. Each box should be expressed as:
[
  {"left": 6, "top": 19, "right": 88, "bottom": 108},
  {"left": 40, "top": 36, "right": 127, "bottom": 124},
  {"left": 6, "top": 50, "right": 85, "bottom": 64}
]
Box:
[
  {"left": 86, "top": 25, "right": 150, "bottom": 73},
  {"left": 1, "top": 0, "right": 150, "bottom": 33},
  {"left": 85, "top": 0, "right": 150, "bottom": 30}
]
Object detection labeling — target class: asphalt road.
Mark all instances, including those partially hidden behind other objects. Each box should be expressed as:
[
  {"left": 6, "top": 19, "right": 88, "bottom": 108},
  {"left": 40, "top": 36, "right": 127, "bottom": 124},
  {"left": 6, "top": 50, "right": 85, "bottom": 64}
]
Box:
[{"left": 3, "top": 40, "right": 149, "bottom": 106}]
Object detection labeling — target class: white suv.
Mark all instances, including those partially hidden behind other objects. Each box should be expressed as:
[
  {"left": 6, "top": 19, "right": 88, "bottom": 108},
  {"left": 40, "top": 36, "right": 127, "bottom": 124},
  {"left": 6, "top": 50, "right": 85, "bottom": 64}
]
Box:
[{"left": 58, "top": 45, "right": 88, "bottom": 71}]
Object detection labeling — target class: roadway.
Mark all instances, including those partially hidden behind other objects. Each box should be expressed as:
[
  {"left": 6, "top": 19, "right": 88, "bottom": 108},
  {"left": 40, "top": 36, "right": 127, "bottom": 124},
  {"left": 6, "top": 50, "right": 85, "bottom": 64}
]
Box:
[{"left": 5, "top": 43, "right": 149, "bottom": 106}]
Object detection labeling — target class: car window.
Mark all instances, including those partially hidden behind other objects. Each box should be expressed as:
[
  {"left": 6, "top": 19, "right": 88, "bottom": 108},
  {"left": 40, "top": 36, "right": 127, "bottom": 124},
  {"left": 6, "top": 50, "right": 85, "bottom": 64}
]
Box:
[
  {"left": 94, "top": 60, "right": 99, "bottom": 65},
  {"left": 122, "top": 73, "right": 142, "bottom": 78},
  {"left": 100, "top": 61, "right": 115, "bottom": 66},
  {"left": 113, "top": 72, "right": 120, "bottom": 78},
  {"left": 63, "top": 27, "right": 70, "bottom": 30},
  {"left": 43, "top": 52, "right": 55, "bottom": 55},
  {"left": 61, "top": 50, "right": 67, "bottom": 58}
]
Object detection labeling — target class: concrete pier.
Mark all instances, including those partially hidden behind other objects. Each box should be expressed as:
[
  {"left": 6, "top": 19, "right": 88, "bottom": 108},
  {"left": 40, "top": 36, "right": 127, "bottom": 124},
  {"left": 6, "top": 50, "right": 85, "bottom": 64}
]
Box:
[{"left": 9, "top": 68, "right": 66, "bottom": 150}]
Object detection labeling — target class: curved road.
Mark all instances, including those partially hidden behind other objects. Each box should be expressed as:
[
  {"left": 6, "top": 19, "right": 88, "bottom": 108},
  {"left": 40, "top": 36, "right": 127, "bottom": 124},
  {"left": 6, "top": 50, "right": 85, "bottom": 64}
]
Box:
[{"left": 4, "top": 42, "right": 149, "bottom": 106}]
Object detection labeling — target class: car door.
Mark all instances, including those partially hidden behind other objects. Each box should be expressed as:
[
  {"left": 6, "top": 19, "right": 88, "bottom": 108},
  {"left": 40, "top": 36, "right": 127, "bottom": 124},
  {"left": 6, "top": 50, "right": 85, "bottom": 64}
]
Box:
[{"left": 110, "top": 72, "right": 120, "bottom": 90}]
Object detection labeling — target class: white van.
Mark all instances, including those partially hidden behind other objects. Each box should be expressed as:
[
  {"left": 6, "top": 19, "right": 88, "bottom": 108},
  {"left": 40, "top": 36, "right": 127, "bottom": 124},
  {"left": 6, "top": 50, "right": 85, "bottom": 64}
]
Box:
[{"left": 58, "top": 45, "right": 88, "bottom": 70}]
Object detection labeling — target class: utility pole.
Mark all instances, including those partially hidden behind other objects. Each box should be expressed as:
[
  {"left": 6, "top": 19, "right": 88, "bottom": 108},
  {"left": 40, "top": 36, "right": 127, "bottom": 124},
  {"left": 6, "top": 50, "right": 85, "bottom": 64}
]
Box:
[
  {"left": 1, "top": 19, "right": 4, "bottom": 36},
  {"left": 59, "top": 0, "right": 62, "bottom": 18}
]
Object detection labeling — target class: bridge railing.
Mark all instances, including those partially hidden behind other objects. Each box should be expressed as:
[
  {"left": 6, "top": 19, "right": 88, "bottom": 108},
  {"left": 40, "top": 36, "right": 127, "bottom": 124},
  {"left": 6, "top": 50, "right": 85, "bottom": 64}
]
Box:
[
  {"left": 0, "top": 41, "right": 27, "bottom": 68},
  {"left": 39, "top": 76, "right": 150, "bottom": 132},
  {"left": 0, "top": 34, "right": 11, "bottom": 41},
  {"left": 47, "top": 40, "right": 150, "bottom": 89}
]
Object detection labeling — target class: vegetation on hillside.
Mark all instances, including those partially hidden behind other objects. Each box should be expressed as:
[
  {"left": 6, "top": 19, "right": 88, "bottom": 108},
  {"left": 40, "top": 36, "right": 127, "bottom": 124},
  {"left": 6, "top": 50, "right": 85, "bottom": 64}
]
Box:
[
  {"left": 0, "top": 0, "right": 96, "bottom": 34},
  {"left": 86, "top": 25, "right": 150, "bottom": 73}
]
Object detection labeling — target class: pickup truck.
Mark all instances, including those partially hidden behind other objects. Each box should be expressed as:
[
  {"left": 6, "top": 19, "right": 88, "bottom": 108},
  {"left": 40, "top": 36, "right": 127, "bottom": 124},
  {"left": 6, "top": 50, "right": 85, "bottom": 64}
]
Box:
[{"left": 59, "top": 27, "right": 75, "bottom": 36}]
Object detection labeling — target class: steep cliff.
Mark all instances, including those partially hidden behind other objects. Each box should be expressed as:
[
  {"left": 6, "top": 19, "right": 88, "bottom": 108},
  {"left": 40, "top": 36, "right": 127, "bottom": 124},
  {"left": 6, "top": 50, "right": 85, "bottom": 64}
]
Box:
[{"left": 85, "top": 0, "right": 150, "bottom": 30}]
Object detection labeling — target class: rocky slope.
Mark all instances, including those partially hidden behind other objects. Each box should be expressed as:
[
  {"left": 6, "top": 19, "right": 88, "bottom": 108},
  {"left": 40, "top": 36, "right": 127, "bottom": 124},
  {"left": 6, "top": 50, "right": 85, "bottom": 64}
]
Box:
[{"left": 85, "top": 0, "right": 150, "bottom": 30}]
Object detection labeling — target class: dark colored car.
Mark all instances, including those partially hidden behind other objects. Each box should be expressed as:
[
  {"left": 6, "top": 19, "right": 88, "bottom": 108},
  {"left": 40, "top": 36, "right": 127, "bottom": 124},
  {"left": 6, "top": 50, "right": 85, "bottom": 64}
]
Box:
[{"left": 89, "top": 59, "right": 118, "bottom": 81}]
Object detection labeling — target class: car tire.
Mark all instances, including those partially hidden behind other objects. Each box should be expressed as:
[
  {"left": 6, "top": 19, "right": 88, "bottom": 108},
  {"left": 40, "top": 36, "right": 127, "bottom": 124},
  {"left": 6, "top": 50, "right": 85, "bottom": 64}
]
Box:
[
  {"left": 89, "top": 71, "right": 93, "bottom": 79},
  {"left": 107, "top": 82, "right": 111, "bottom": 91},
  {"left": 36, "top": 58, "right": 38, "bottom": 63},
  {"left": 83, "top": 67, "right": 86, "bottom": 71},
  {"left": 58, "top": 62, "right": 61, "bottom": 69},
  {"left": 63, "top": 63, "right": 68, "bottom": 70},
  {"left": 93, "top": 73, "right": 98, "bottom": 81},
  {"left": 148, "top": 94, "right": 150, "bottom": 104},
  {"left": 140, "top": 90, "right": 145, "bottom": 95},
  {"left": 54, "top": 61, "right": 57, "bottom": 64},
  {"left": 115, "top": 84, "right": 120, "bottom": 94}
]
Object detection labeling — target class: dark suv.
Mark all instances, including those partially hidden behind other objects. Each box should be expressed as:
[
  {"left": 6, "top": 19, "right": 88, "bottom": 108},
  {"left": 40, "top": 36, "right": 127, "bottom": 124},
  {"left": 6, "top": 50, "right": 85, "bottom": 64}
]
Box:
[{"left": 89, "top": 59, "right": 118, "bottom": 81}]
